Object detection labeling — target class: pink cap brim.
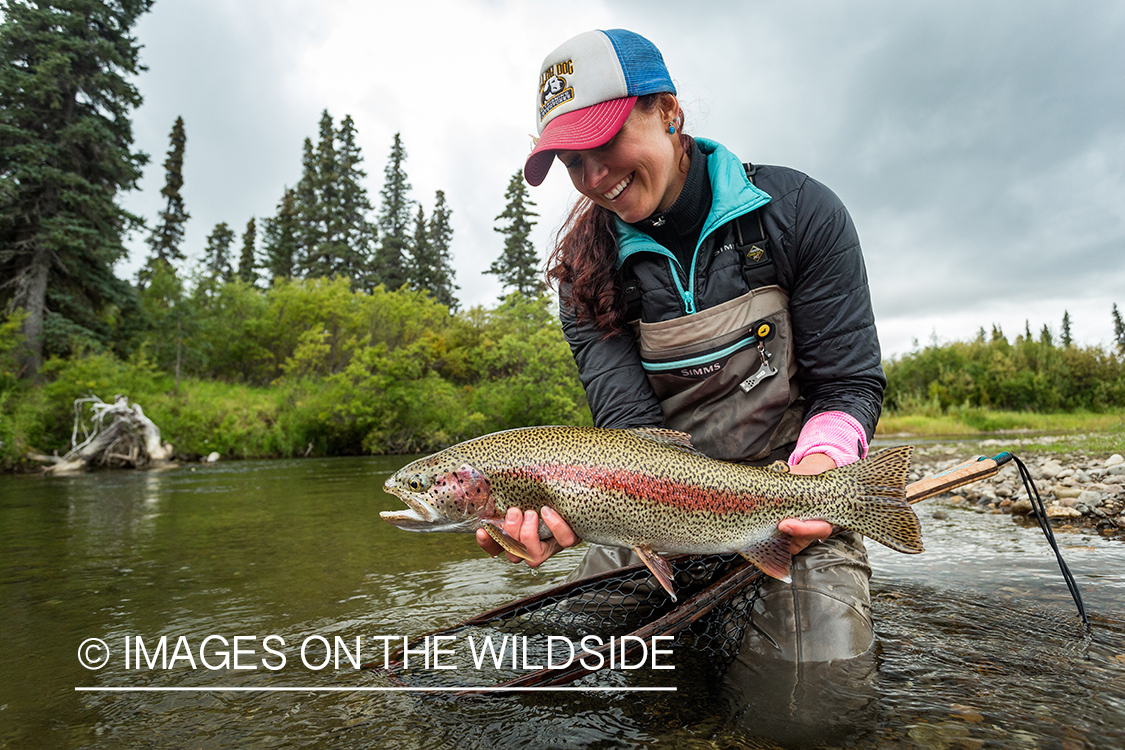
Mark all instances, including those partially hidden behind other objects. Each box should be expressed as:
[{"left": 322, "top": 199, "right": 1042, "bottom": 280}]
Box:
[{"left": 523, "top": 96, "right": 637, "bottom": 186}]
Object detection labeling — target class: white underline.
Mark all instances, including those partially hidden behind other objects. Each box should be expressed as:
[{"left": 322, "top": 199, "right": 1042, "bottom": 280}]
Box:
[{"left": 75, "top": 686, "right": 676, "bottom": 693}]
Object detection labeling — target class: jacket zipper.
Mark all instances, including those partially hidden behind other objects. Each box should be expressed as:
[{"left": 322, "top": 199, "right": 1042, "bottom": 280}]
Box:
[{"left": 673, "top": 198, "right": 763, "bottom": 315}]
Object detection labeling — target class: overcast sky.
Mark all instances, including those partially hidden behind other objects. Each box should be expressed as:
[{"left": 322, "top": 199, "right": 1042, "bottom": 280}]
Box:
[{"left": 118, "top": 0, "right": 1125, "bottom": 357}]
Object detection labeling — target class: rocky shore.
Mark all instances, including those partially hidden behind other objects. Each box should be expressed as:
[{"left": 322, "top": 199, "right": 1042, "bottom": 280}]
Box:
[{"left": 908, "top": 443, "right": 1125, "bottom": 537}]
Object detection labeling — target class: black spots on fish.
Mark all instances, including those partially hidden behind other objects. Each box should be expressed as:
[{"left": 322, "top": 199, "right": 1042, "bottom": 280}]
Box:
[
  {"left": 824, "top": 446, "right": 922, "bottom": 555},
  {"left": 424, "top": 463, "right": 494, "bottom": 518},
  {"left": 739, "top": 536, "right": 793, "bottom": 581},
  {"left": 845, "top": 496, "right": 924, "bottom": 554},
  {"left": 452, "top": 464, "right": 492, "bottom": 513},
  {"left": 836, "top": 446, "right": 914, "bottom": 500}
]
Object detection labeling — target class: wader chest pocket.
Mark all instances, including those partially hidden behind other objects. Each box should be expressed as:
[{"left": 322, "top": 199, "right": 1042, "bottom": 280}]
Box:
[
  {"left": 641, "top": 332, "right": 763, "bottom": 380},
  {"left": 632, "top": 291, "right": 801, "bottom": 462}
]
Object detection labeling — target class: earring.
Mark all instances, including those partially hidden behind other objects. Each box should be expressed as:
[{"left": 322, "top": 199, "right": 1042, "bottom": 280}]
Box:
[{"left": 668, "top": 123, "right": 676, "bottom": 134}]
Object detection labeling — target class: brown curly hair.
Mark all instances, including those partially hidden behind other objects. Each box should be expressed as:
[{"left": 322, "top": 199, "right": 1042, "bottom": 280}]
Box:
[{"left": 545, "top": 94, "right": 690, "bottom": 335}]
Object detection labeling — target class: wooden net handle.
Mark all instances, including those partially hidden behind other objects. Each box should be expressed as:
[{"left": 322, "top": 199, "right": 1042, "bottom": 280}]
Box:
[{"left": 905, "top": 451, "right": 1014, "bottom": 504}]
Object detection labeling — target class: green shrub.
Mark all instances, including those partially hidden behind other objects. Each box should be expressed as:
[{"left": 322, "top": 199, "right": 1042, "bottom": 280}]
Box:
[{"left": 885, "top": 334, "right": 1125, "bottom": 415}]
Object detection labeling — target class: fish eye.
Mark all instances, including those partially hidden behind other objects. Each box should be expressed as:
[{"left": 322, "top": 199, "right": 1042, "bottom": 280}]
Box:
[{"left": 407, "top": 475, "right": 426, "bottom": 492}]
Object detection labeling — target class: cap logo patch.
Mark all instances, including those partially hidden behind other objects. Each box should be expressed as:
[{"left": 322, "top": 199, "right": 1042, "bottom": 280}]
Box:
[{"left": 539, "top": 59, "right": 575, "bottom": 122}]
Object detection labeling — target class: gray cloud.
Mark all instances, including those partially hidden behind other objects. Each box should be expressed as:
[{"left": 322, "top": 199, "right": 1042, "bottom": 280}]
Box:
[{"left": 606, "top": 1, "right": 1125, "bottom": 351}]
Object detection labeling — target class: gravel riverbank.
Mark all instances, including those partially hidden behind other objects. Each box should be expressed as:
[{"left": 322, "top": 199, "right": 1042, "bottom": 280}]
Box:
[{"left": 908, "top": 443, "right": 1125, "bottom": 537}]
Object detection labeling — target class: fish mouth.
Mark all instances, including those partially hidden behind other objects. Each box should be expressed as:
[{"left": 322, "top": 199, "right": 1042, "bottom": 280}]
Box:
[
  {"left": 379, "top": 508, "right": 438, "bottom": 530},
  {"left": 380, "top": 483, "right": 481, "bottom": 533}
]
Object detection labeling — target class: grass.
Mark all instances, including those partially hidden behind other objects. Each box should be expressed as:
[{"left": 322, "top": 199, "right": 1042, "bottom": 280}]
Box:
[{"left": 876, "top": 409, "right": 1125, "bottom": 455}]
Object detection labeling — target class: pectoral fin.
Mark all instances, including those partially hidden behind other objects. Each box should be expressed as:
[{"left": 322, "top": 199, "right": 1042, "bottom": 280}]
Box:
[
  {"left": 632, "top": 544, "right": 678, "bottom": 602},
  {"left": 480, "top": 519, "right": 533, "bottom": 562},
  {"left": 739, "top": 535, "right": 794, "bottom": 583}
]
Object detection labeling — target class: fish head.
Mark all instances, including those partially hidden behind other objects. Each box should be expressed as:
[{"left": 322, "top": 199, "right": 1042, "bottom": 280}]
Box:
[{"left": 381, "top": 451, "right": 496, "bottom": 533}]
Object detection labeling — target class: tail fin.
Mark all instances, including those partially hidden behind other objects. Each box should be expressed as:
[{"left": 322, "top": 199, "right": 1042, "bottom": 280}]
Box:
[{"left": 837, "top": 445, "right": 924, "bottom": 554}]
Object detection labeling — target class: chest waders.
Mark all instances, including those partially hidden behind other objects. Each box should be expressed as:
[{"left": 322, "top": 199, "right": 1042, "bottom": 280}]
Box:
[{"left": 629, "top": 202, "right": 802, "bottom": 464}]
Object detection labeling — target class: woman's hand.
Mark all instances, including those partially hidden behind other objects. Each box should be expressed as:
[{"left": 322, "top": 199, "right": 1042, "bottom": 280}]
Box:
[
  {"left": 779, "top": 452, "right": 838, "bottom": 554},
  {"left": 475, "top": 506, "right": 581, "bottom": 568}
]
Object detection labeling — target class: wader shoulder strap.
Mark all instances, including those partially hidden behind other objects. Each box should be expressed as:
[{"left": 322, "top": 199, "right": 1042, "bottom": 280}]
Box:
[{"left": 737, "top": 163, "right": 778, "bottom": 289}]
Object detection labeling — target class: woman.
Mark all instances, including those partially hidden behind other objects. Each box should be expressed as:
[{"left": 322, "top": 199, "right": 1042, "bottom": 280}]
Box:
[{"left": 477, "top": 29, "right": 886, "bottom": 676}]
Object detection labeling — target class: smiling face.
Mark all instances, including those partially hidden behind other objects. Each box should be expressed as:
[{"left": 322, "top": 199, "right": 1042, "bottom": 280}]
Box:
[{"left": 555, "top": 95, "right": 687, "bottom": 224}]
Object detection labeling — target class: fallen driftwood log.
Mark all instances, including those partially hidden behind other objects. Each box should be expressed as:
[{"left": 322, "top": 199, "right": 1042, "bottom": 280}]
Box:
[{"left": 36, "top": 395, "right": 174, "bottom": 474}]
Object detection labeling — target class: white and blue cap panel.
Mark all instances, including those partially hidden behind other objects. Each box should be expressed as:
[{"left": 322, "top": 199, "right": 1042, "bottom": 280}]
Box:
[{"left": 601, "top": 29, "right": 677, "bottom": 98}]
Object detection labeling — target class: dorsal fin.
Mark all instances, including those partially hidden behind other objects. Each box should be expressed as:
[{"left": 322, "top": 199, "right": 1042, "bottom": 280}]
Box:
[{"left": 626, "top": 427, "right": 705, "bottom": 455}]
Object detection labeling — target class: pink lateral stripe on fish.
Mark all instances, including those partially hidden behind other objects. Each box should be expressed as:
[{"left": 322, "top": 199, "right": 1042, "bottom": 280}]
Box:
[{"left": 497, "top": 464, "right": 773, "bottom": 514}]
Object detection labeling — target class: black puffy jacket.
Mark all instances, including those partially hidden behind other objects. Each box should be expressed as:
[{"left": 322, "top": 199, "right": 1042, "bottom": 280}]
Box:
[{"left": 560, "top": 138, "right": 885, "bottom": 439}]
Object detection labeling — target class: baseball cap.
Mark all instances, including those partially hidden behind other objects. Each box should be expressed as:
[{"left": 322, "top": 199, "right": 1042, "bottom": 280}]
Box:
[{"left": 524, "top": 29, "right": 676, "bottom": 186}]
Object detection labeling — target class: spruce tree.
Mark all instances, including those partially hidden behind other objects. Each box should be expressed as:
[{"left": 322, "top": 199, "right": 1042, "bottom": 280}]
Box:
[
  {"left": 408, "top": 200, "right": 458, "bottom": 308},
  {"left": 333, "top": 114, "right": 376, "bottom": 285},
  {"left": 1113, "top": 304, "right": 1125, "bottom": 355},
  {"left": 140, "top": 115, "right": 189, "bottom": 286},
  {"left": 303, "top": 110, "right": 339, "bottom": 278},
  {"left": 0, "top": 0, "right": 154, "bottom": 377},
  {"left": 489, "top": 171, "right": 542, "bottom": 297},
  {"left": 238, "top": 218, "right": 257, "bottom": 285},
  {"left": 290, "top": 112, "right": 374, "bottom": 284},
  {"left": 374, "top": 133, "right": 412, "bottom": 290},
  {"left": 138, "top": 119, "right": 191, "bottom": 383},
  {"left": 292, "top": 137, "right": 321, "bottom": 276},
  {"left": 426, "top": 190, "right": 458, "bottom": 310},
  {"left": 202, "top": 222, "right": 235, "bottom": 284},
  {"left": 410, "top": 204, "right": 431, "bottom": 290},
  {"left": 262, "top": 188, "right": 298, "bottom": 283},
  {"left": 139, "top": 260, "right": 193, "bottom": 393},
  {"left": 1061, "top": 311, "right": 1073, "bottom": 347}
]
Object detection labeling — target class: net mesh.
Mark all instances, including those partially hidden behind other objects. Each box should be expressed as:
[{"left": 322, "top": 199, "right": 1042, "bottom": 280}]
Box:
[{"left": 372, "top": 554, "right": 765, "bottom": 688}]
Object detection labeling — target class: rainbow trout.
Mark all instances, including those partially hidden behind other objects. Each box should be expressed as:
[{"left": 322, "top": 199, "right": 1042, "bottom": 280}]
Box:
[{"left": 381, "top": 426, "right": 921, "bottom": 600}]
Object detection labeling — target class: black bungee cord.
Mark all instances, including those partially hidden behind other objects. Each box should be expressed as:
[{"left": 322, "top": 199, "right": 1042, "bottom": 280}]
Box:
[{"left": 987, "top": 452, "right": 1089, "bottom": 627}]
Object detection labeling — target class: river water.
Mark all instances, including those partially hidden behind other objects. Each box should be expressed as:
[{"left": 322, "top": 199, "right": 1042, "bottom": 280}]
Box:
[{"left": 1, "top": 454, "right": 1122, "bottom": 749}]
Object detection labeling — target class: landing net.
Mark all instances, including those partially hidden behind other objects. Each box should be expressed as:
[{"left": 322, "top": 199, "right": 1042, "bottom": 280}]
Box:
[{"left": 370, "top": 554, "right": 765, "bottom": 689}]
